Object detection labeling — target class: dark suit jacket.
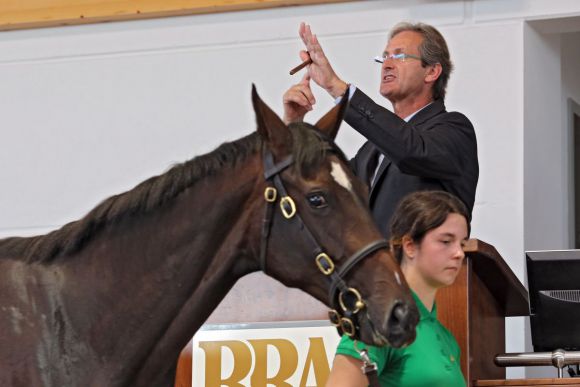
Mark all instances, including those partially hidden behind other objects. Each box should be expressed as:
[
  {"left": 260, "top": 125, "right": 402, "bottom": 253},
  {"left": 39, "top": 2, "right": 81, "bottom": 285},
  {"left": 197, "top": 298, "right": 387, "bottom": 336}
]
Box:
[{"left": 346, "top": 89, "right": 479, "bottom": 238}]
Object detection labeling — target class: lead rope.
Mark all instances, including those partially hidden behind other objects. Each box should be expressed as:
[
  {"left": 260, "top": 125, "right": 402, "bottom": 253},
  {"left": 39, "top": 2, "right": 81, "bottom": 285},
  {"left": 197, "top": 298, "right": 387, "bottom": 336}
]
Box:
[{"left": 354, "top": 340, "right": 381, "bottom": 387}]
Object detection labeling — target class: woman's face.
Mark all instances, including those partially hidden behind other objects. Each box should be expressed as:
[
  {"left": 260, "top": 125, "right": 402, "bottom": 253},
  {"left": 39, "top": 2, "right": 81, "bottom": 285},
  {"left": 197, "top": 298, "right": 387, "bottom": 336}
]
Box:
[{"left": 408, "top": 213, "right": 468, "bottom": 289}]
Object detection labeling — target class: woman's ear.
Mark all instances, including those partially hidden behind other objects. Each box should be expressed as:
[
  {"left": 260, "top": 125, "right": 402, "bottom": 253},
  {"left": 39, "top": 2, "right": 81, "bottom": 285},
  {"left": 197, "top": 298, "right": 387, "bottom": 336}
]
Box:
[{"left": 401, "top": 235, "right": 416, "bottom": 260}]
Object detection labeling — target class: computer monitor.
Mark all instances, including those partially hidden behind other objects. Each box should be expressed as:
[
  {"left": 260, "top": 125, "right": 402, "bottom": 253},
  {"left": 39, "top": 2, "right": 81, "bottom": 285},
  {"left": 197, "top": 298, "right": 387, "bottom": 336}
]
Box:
[{"left": 526, "top": 250, "right": 580, "bottom": 352}]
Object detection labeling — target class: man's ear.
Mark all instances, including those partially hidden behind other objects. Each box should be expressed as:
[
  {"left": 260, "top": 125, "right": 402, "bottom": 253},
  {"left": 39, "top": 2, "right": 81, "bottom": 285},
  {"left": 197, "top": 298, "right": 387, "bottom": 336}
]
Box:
[
  {"left": 313, "top": 90, "right": 349, "bottom": 140},
  {"left": 424, "top": 63, "right": 442, "bottom": 84},
  {"left": 252, "top": 84, "right": 292, "bottom": 158}
]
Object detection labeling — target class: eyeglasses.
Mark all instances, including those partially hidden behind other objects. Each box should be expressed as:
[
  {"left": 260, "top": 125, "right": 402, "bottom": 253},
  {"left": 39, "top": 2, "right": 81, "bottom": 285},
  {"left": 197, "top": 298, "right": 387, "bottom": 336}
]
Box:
[{"left": 374, "top": 53, "right": 422, "bottom": 64}]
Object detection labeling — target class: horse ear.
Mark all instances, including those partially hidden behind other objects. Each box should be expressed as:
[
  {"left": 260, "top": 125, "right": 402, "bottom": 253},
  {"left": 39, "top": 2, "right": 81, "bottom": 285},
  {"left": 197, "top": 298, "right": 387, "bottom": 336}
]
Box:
[
  {"left": 252, "top": 84, "right": 291, "bottom": 156},
  {"left": 314, "top": 91, "right": 349, "bottom": 140}
]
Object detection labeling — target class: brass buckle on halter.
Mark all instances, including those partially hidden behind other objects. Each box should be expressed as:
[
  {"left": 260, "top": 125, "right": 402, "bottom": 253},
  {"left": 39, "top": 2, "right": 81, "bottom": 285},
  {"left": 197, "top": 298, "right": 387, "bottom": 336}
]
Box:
[
  {"left": 264, "top": 187, "right": 277, "bottom": 202},
  {"left": 340, "top": 317, "right": 356, "bottom": 337},
  {"left": 315, "top": 253, "right": 335, "bottom": 275},
  {"left": 339, "top": 287, "right": 365, "bottom": 314},
  {"left": 328, "top": 309, "right": 341, "bottom": 327},
  {"left": 280, "top": 196, "right": 296, "bottom": 219}
]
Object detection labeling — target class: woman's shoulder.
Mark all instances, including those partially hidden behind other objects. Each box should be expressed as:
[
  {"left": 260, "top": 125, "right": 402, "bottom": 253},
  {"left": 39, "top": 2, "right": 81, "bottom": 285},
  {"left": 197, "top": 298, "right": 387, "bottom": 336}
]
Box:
[{"left": 335, "top": 334, "right": 399, "bottom": 371}]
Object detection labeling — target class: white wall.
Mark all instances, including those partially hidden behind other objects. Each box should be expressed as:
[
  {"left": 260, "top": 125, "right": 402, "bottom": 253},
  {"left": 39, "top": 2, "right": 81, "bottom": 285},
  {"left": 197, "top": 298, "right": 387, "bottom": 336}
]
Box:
[
  {"left": 523, "top": 25, "right": 565, "bottom": 250},
  {"left": 563, "top": 32, "right": 580, "bottom": 246},
  {"left": 2, "top": 0, "right": 580, "bottom": 380},
  {"left": 522, "top": 22, "right": 564, "bottom": 379},
  {"left": 562, "top": 32, "right": 580, "bottom": 107},
  {"left": 521, "top": 19, "right": 580, "bottom": 379}
]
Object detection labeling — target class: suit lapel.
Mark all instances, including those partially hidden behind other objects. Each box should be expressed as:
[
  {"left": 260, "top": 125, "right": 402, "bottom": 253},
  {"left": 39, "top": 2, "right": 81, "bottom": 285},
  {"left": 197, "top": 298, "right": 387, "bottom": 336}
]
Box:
[
  {"left": 369, "top": 155, "right": 390, "bottom": 204},
  {"left": 367, "top": 100, "right": 446, "bottom": 206},
  {"left": 359, "top": 142, "right": 379, "bottom": 186}
]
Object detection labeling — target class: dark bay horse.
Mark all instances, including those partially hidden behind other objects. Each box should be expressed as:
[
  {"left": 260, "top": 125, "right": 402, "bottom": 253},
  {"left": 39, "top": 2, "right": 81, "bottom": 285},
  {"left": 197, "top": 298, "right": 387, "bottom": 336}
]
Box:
[{"left": 0, "top": 86, "right": 418, "bottom": 387}]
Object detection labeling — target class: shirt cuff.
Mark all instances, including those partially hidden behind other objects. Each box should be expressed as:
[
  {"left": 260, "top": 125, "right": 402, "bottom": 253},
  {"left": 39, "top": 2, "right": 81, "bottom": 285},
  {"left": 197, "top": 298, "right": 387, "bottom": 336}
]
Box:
[{"left": 333, "top": 84, "right": 356, "bottom": 105}]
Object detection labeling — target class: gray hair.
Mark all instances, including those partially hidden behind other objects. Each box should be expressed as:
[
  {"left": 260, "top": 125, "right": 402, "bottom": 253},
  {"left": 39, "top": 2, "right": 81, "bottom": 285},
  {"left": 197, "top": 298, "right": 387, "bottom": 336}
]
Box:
[{"left": 389, "top": 22, "right": 454, "bottom": 101}]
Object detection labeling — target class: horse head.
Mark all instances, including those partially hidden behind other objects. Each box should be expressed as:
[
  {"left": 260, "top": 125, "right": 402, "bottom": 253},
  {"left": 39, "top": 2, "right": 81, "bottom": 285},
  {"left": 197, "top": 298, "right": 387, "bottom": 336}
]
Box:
[{"left": 250, "top": 85, "right": 419, "bottom": 348}]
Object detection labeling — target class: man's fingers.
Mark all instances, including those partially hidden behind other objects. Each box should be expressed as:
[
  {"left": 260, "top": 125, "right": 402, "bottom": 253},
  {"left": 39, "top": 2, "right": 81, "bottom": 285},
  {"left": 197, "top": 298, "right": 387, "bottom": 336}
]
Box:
[
  {"left": 284, "top": 97, "right": 312, "bottom": 112},
  {"left": 311, "top": 33, "right": 319, "bottom": 47},
  {"left": 304, "top": 23, "right": 312, "bottom": 38},
  {"left": 296, "top": 76, "right": 315, "bottom": 105},
  {"left": 299, "top": 22, "right": 314, "bottom": 47},
  {"left": 299, "top": 22, "right": 306, "bottom": 42},
  {"left": 299, "top": 29, "right": 324, "bottom": 62},
  {"left": 284, "top": 87, "right": 315, "bottom": 110},
  {"left": 291, "top": 90, "right": 315, "bottom": 108}
]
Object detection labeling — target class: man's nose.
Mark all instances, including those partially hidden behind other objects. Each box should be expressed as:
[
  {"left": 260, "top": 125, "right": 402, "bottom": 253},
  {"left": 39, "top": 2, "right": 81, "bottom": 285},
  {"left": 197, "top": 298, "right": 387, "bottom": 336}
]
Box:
[{"left": 382, "top": 59, "right": 394, "bottom": 70}]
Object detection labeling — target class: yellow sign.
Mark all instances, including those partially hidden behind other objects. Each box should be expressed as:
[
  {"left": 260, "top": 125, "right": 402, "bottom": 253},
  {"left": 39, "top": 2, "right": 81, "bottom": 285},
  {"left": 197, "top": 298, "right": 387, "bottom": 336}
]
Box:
[{"left": 191, "top": 321, "right": 341, "bottom": 386}]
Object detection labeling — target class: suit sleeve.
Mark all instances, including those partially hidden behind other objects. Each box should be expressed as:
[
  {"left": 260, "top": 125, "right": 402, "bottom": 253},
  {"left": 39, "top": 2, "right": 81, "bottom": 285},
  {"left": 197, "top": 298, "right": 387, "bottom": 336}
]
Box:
[{"left": 344, "top": 89, "right": 476, "bottom": 181}]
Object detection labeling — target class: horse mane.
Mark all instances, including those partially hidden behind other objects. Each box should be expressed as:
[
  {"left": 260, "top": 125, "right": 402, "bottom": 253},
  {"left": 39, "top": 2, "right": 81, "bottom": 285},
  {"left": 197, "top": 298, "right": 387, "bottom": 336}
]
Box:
[{"left": 0, "top": 124, "right": 330, "bottom": 264}]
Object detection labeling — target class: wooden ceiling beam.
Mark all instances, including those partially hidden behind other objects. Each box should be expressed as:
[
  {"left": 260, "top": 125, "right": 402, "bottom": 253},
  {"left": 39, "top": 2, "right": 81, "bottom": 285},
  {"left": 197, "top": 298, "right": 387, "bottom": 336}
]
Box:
[{"left": 0, "top": 0, "right": 356, "bottom": 31}]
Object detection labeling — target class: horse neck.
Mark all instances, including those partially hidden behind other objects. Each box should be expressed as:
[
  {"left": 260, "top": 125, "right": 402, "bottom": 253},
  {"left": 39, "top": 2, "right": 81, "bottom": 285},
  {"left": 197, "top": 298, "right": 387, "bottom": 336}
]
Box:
[{"left": 62, "top": 154, "right": 264, "bottom": 384}]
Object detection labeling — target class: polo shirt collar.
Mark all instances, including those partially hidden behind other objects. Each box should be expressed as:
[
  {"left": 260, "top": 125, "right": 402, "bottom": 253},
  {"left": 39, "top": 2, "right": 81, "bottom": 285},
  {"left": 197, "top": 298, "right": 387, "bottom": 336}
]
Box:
[{"left": 411, "top": 290, "right": 437, "bottom": 321}]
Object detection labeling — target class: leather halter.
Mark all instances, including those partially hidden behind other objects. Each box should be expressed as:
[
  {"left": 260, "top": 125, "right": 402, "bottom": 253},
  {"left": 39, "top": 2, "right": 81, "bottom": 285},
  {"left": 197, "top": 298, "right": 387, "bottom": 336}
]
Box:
[{"left": 259, "top": 143, "right": 389, "bottom": 340}]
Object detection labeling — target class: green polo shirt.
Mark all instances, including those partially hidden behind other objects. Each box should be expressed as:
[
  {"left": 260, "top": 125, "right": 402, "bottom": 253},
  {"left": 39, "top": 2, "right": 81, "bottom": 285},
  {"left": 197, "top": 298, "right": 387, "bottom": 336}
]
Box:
[{"left": 335, "top": 292, "right": 466, "bottom": 387}]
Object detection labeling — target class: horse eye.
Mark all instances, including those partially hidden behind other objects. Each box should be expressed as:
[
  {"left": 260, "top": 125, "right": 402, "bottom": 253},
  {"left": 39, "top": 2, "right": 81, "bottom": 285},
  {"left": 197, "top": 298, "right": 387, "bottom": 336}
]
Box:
[{"left": 307, "top": 193, "right": 328, "bottom": 208}]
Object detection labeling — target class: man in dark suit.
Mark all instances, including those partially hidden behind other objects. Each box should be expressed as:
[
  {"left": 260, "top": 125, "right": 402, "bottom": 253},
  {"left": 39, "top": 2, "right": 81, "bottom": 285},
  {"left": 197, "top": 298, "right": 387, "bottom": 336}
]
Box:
[{"left": 283, "top": 22, "right": 478, "bottom": 238}]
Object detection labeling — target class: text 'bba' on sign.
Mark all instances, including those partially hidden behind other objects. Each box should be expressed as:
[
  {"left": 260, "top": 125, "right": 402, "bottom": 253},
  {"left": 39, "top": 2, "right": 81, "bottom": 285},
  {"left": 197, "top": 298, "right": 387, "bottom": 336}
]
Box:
[{"left": 190, "top": 322, "right": 341, "bottom": 386}]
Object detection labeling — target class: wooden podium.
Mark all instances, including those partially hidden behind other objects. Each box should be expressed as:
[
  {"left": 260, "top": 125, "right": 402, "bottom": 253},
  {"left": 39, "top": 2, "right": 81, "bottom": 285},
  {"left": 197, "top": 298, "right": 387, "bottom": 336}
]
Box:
[
  {"left": 436, "top": 239, "right": 529, "bottom": 385},
  {"left": 474, "top": 378, "right": 580, "bottom": 386}
]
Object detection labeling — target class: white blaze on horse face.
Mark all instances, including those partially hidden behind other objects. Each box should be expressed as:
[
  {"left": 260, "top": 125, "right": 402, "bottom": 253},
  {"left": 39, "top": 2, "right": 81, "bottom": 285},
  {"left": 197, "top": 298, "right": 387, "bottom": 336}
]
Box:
[
  {"left": 395, "top": 271, "right": 402, "bottom": 286},
  {"left": 330, "top": 161, "right": 352, "bottom": 192},
  {"left": 8, "top": 306, "right": 24, "bottom": 335}
]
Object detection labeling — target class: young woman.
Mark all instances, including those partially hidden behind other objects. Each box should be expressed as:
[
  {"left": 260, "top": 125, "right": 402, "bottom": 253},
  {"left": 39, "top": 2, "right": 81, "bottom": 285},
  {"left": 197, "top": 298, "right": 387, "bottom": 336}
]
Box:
[{"left": 326, "top": 190, "right": 469, "bottom": 387}]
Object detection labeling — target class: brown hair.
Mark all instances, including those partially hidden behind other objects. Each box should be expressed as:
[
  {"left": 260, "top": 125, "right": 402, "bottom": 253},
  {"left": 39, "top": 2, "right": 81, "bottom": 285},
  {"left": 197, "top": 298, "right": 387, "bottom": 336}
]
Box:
[
  {"left": 389, "top": 191, "right": 469, "bottom": 264},
  {"left": 389, "top": 22, "right": 453, "bottom": 101}
]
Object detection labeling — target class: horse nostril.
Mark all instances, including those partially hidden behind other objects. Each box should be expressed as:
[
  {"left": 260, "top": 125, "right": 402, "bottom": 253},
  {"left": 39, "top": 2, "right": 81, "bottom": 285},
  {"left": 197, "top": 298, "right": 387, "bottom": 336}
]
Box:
[
  {"left": 388, "top": 300, "right": 408, "bottom": 327},
  {"left": 393, "top": 303, "right": 408, "bottom": 321},
  {"left": 384, "top": 300, "right": 419, "bottom": 348}
]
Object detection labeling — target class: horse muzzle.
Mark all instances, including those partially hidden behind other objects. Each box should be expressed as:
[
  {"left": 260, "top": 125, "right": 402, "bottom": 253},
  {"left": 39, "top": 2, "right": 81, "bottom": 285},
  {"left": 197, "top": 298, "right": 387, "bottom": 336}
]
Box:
[{"left": 382, "top": 299, "right": 419, "bottom": 347}]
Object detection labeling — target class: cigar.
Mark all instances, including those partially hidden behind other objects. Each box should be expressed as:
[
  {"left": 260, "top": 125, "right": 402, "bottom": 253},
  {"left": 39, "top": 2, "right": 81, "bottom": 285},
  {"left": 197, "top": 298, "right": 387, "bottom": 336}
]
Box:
[{"left": 289, "top": 57, "right": 313, "bottom": 75}]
